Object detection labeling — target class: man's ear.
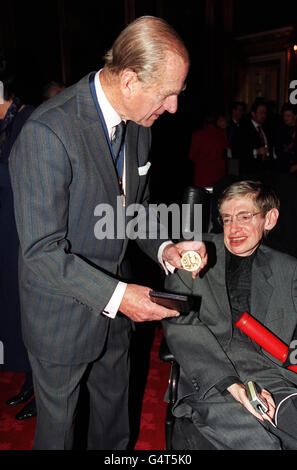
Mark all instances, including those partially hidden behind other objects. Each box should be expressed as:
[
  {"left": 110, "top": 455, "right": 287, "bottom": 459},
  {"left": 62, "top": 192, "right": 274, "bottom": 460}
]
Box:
[
  {"left": 119, "top": 69, "right": 140, "bottom": 97},
  {"left": 264, "top": 208, "right": 279, "bottom": 231}
]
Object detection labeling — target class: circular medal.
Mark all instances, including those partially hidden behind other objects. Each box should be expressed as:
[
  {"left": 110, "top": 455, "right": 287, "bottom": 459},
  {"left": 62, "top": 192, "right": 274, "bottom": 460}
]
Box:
[{"left": 181, "top": 251, "right": 202, "bottom": 272}]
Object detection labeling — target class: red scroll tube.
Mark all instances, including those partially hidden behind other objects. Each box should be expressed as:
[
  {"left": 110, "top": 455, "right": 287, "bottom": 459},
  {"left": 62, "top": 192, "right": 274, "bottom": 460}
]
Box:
[{"left": 235, "top": 312, "right": 297, "bottom": 373}]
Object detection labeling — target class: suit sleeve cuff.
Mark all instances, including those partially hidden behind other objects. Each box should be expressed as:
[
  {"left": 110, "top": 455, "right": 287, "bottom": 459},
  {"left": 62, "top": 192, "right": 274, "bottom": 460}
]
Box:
[{"left": 102, "top": 282, "right": 127, "bottom": 319}]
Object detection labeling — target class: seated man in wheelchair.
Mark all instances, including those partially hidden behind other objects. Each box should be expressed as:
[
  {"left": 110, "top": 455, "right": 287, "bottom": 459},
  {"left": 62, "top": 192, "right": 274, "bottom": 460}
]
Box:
[{"left": 162, "top": 180, "right": 297, "bottom": 450}]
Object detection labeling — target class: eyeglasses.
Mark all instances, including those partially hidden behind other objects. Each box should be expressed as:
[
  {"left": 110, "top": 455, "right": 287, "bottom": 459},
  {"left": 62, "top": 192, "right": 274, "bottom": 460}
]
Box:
[{"left": 218, "top": 211, "right": 261, "bottom": 226}]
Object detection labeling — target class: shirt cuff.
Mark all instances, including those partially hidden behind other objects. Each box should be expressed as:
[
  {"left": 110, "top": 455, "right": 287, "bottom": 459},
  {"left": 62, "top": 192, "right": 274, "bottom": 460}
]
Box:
[
  {"left": 158, "top": 241, "right": 176, "bottom": 275},
  {"left": 102, "top": 281, "right": 127, "bottom": 319}
]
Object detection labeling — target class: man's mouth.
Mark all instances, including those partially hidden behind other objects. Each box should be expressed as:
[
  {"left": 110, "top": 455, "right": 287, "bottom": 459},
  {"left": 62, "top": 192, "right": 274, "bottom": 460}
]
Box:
[{"left": 229, "top": 236, "right": 247, "bottom": 243}]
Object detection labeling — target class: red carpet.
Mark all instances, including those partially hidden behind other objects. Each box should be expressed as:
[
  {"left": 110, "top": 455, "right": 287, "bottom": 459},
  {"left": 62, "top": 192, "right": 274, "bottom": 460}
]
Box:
[
  {"left": 0, "top": 327, "right": 170, "bottom": 450},
  {"left": 0, "top": 371, "right": 35, "bottom": 450},
  {"left": 134, "top": 326, "right": 170, "bottom": 450}
]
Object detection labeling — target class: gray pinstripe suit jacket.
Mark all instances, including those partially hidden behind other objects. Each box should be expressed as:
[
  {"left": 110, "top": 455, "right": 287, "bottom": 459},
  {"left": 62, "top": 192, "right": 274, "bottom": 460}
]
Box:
[{"left": 9, "top": 73, "right": 162, "bottom": 365}]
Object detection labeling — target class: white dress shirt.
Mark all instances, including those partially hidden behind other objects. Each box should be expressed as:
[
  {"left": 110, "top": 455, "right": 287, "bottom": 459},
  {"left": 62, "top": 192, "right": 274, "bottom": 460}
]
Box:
[{"left": 251, "top": 119, "right": 268, "bottom": 157}]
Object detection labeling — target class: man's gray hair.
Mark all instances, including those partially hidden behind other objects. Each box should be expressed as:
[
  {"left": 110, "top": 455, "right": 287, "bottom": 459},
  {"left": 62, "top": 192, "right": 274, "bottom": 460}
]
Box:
[
  {"left": 104, "top": 15, "right": 189, "bottom": 85},
  {"left": 218, "top": 180, "right": 280, "bottom": 216}
]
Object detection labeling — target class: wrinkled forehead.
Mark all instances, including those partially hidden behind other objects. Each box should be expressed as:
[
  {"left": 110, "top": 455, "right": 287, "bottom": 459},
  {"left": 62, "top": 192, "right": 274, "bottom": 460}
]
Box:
[
  {"left": 219, "top": 194, "right": 259, "bottom": 214},
  {"left": 155, "top": 52, "right": 188, "bottom": 85}
]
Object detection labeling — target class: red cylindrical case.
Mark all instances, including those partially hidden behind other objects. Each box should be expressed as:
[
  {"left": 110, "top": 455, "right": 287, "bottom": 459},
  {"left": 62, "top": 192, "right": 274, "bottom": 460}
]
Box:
[{"left": 235, "top": 312, "right": 289, "bottom": 363}]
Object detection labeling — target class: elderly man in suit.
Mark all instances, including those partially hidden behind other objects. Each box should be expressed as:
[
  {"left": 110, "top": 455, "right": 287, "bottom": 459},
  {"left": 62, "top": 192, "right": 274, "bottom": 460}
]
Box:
[
  {"left": 163, "top": 180, "right": 297, "bottom": 450},
  {"left": 9, "top": 16, "right": 206, "bottom": 450}
]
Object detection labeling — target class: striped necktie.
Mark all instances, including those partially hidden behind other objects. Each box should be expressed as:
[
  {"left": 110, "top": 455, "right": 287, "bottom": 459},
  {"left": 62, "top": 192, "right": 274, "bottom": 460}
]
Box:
[{"left": 111, "top": 121, "right": 126, "bottom": 169}]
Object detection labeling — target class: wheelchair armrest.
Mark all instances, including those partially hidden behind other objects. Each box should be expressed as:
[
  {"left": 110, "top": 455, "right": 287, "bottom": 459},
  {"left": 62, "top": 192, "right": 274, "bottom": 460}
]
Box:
[
  {"left": 159, "top": 335, "right": 180, "bottom": 450},
  {"left": 159, "top": 336, "right": 175, "bottom": 363},
  {"left": 159, "top": 336, "right": 179, "bottom": 405}
]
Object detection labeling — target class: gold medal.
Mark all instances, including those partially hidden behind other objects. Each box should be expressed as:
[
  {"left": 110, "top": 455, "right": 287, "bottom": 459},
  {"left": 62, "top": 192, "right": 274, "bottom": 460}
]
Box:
[{"left": 181, "top": 251, "right": 202, "bottom": 272}]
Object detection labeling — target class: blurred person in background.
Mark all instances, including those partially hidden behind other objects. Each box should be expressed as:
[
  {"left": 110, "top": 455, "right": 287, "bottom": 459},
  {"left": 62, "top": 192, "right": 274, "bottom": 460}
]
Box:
[
  {"left": 42, "top": 80, "right": 65, "bottom": 102},
  {"left": 227, "top": 101, "right": 246, "bottom": 160},
  {"left": 0, "top": 66, "right": 36, "bottom": 421},
  {"left": 239, "top": 100, "right": 274, "bottom": 175},
  {"left": 275, "top": 102, "right": 297, "bottom": 174},
  {"left": 188, "top": 112, "right": 230, "bottom": 188}
]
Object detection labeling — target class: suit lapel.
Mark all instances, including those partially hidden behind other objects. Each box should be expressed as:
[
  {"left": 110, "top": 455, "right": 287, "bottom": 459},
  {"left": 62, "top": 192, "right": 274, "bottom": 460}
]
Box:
[
  {"left": 206, "top": 235, "right": 232, "bottom": 319},
  {"left": 125, "top": 121, "right": 140, "bottom": 207},
  {"left": 76, "top": 75, "right": 142, "bottom": 206},
  {"left": 76, "top": 73, "right": 121, "bottom": 199},
  {"left": 251, "top": 246, "right": 273, "bottom": 323},
  {"left": 202, "top": 237, "right": 273, "bottom": 326}
]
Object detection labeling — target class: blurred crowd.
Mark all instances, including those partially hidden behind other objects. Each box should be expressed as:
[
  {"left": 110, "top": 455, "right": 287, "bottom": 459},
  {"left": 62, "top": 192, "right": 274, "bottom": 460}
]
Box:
[{"left": 188, "top": 99, "right": 297, "bottom": 188}]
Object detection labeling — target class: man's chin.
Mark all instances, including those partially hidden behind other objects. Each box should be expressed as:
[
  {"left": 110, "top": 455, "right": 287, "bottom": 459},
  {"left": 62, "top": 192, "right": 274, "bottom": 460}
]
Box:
[
  {"left": 227, "top": 244, "right": 257, "bottom": 257},
  {"left": 139, "top": 114, "right": 160, "bottom": 127}
]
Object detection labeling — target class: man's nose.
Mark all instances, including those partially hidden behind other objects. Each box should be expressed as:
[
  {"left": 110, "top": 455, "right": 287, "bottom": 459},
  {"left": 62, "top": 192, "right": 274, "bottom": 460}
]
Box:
[
  {"left": 229, "top": 220, "right": 242, "bottom": 232},
  {"left": 164, "top": 95, "right": 178, "bottom": 114}
]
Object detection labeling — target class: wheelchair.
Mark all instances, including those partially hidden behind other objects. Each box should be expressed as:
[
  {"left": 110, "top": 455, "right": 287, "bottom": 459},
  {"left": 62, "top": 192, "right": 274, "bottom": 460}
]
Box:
[
  {"left": 158, "top": 185, "right": 217, "bottom": 450},
  {"left": 159, "top": 337, "right": 217, "bottom": 450}
]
